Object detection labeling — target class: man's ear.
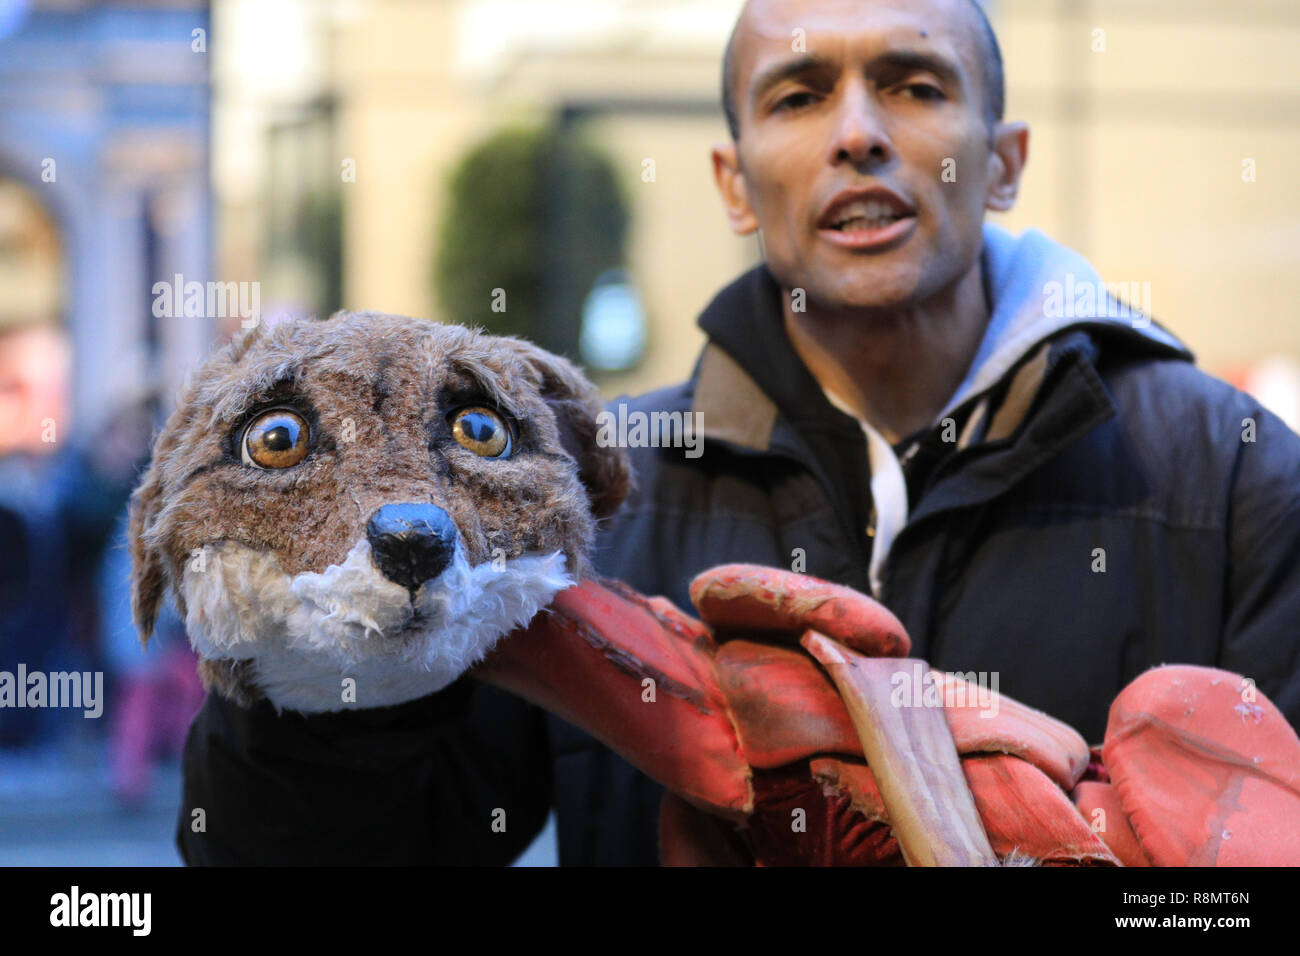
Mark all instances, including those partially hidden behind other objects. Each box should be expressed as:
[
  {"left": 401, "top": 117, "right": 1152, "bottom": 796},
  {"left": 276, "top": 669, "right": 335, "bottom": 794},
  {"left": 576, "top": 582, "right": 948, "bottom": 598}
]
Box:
[
  {"left": 128, "top": 460, "right": 168, "bottom": 647},
  {"left": 711, "top": 142, "right": 759, "bottom": 235},
  {"left": 503, "top": 340, "right": 632, "bottom": 521},
  {"left": 985, "top": 121, "right": 1029, "bottom": 213}
]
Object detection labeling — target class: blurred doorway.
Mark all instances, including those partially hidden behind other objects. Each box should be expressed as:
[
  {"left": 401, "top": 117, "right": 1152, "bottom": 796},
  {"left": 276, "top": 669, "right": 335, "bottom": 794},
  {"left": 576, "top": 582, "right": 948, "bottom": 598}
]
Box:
[{"left": 0, "top": 173, "right": 68, "bottom": 457}]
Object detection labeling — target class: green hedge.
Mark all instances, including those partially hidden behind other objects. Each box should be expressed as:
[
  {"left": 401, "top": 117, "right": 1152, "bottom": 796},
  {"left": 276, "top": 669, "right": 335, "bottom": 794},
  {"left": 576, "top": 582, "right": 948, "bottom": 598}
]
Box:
[{"left": 433, "top": 124, "right": 628, "bottom": 354}]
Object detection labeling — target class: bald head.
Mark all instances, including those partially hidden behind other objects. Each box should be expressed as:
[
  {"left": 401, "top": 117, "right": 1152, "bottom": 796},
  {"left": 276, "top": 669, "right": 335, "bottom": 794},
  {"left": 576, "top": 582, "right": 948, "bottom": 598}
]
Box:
[{"left": 720, "top": 0, "right": 1005, "bottom": 140}]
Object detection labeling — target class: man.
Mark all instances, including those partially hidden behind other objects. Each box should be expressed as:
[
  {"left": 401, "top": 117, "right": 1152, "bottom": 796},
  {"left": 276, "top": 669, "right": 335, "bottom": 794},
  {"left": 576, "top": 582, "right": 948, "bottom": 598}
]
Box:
[{"left": 177, "top": 0, "right": 1300, "bottom": 865}]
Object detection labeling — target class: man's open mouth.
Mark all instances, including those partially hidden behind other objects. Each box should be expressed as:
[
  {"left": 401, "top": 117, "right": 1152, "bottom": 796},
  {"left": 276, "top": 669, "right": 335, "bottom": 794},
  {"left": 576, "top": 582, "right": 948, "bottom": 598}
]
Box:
[
  {"left": 828, "top": 199, "right": 911, "bottom": 232},
  {"left": 818, "top": 187, "right": 916, "bottom": 232},
  {"left": 816, "top": 188, "right": 918, "bottom": 249}
]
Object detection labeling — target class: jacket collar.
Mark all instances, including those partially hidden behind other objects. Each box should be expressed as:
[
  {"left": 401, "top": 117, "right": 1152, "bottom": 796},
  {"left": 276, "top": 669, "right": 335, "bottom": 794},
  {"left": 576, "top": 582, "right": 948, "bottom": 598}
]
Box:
[
  {"left": 938, "top": 222, "right": 1193, "bottom": 420},
  {"left": 687, "top": 305, "right": 1125, "bottom": 560},
  {"left": 691, "top": 263, "right": 861, "bottom": 456},
  {"left": 905, "top": 327, "right": 1115, "bottom": 526},
  {"left": 689, "top": 233, "right": 1195, "bottom": 459}
]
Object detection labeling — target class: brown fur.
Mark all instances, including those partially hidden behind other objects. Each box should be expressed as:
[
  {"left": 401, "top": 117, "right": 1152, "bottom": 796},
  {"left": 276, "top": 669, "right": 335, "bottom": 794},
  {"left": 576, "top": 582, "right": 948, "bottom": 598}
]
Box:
[
  {"left": 128, "top": 312, "right": 631, "bottom": 701},
  {"left": 197, "top": 658, "right": 261, "bottom": 708}
]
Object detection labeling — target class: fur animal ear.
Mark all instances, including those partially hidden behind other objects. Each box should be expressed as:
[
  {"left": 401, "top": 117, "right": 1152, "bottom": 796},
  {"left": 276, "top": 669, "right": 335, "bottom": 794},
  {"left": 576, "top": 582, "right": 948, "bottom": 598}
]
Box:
[
  {"left": 506, "top": 339, "right": 632, "bottom": 521},
  {"left": 127, "top": 459, "right": 168, "bottom": 647}
]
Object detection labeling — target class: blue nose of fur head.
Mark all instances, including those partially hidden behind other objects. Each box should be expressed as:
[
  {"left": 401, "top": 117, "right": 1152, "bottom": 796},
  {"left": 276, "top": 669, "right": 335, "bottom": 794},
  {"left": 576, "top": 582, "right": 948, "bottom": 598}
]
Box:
[{"left": 366, "top": 503, "right": 459, "bottom": 593}]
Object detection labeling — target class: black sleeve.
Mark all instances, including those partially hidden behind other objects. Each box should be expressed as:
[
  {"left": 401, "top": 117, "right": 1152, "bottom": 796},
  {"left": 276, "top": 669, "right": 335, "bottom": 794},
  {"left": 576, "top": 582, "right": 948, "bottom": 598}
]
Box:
[{"left": 177, "top": 677, "right": 554, "bottom": 865}]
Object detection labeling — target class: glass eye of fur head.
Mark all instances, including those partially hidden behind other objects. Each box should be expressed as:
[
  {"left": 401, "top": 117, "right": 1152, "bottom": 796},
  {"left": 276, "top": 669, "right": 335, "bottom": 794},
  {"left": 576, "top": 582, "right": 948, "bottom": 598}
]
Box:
[
  {"left": 450, "top": 405, "right": 512, "bottom": 458},
  {"left": 240, "top": 408, "right": 310, "bottom": 469}
]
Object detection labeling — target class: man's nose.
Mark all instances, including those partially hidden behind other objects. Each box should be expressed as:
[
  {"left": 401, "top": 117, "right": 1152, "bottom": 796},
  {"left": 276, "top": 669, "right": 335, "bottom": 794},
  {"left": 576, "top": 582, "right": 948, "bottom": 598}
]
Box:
[
  {"left": 827, "top": 79, "right": 893, "bottom": 167},
  {"left": 366, "top": 503, "right": 459, "bottom": 592}
]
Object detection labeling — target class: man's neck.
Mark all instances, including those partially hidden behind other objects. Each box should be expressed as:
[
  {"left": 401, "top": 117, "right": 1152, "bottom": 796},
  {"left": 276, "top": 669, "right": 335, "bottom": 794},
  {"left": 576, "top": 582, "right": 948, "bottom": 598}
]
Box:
[{"left": 782, "top": 260, "right": 990, "bottom": 446}]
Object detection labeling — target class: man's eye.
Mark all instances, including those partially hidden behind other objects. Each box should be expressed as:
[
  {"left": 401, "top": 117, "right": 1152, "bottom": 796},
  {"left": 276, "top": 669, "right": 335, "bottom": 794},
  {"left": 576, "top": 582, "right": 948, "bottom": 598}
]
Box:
[
  {"left": 449, "top": 406, "right": 512, "bottom": 458},
  {"left": 241, "top": 409, "right": 309, "bottom": 470},
  {"left": 773, "top": 91, "right": 818, "bottom": 112},
  {"left": 903, "top": 83, "right": 945, "bottom": 102}
]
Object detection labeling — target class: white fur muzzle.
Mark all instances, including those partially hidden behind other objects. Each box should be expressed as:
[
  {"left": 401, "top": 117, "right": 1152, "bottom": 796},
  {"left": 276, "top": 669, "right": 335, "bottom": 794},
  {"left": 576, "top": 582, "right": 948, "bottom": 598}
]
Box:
[{"left": 182, "top": 538, "right": 573, "bottom": 712}]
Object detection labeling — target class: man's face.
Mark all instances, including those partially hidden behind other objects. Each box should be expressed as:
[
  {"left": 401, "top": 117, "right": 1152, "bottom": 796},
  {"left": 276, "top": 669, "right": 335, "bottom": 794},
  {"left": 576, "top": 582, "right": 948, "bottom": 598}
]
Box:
[{"left": 721, "top": 0, "right": 1005, "bottom": 311}]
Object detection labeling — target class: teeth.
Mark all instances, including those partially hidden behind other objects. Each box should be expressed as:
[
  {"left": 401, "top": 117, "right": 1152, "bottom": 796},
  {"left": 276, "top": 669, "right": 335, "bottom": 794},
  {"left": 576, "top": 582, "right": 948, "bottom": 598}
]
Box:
[
  {"left": 838, "top": 215, "right": 894, "bottom": 232},
  {"left": 833, "top": 199, "right": 902, "bottom": 229}
]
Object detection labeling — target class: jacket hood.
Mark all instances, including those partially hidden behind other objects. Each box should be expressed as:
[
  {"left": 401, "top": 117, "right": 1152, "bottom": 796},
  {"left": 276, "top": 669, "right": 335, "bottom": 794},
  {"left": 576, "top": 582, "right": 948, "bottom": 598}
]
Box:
[{"left": 939, "top": 222, "right": 1192, "bottom": 419}]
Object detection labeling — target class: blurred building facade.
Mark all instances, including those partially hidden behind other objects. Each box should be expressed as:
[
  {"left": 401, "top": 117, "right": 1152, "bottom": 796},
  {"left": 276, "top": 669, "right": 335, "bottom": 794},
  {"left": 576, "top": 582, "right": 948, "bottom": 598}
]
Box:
[
  {"left": 0, "top": 0, "right": 1295, "bottom": 425},
  {"left": 0, "top": 0, "right": 213, "bottom": 438},
  {"left": 213, "top": 0, "right": 1300, "bottom": 406}
]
